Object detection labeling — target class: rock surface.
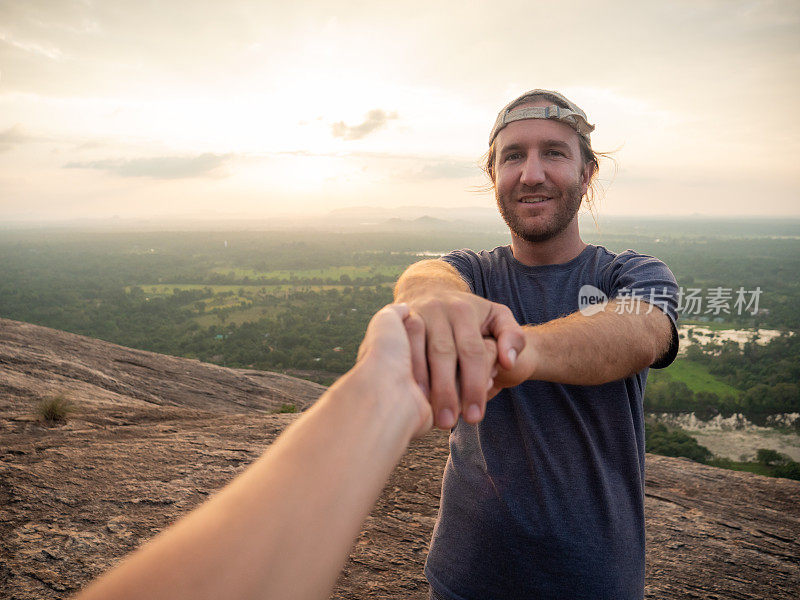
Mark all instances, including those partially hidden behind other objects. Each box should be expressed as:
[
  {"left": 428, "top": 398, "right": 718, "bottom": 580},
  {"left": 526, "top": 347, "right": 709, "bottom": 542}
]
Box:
[
  {"left": 0, "top": 317, "right": 324, "bottom": 418},
  {"left": 1, "top": 318, "right": 799, "bottom": 599}
]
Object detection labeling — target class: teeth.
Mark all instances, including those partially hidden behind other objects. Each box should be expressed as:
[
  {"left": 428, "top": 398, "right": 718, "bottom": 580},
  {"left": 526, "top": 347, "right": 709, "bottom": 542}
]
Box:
[{"left": 520, "top": 198, "right": 547, "bottom": 203}]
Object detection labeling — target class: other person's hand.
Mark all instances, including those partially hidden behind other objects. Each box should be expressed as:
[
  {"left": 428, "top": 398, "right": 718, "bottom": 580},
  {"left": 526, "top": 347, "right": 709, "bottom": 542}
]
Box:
[{"left": 354, "top": 303, "right": 433, "bottom": 438}]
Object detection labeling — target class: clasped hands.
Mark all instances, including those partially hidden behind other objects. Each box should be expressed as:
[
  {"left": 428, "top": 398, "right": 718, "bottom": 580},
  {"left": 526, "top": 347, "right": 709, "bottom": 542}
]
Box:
[{"left": 357, "top": 293, "right": 528, "bottom": 435}]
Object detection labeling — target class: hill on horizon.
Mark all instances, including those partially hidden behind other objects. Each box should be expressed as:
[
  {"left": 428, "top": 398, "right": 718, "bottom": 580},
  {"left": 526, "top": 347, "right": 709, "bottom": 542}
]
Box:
[{"left": 0, "top": 319, "right": 798, "bottom": 598}]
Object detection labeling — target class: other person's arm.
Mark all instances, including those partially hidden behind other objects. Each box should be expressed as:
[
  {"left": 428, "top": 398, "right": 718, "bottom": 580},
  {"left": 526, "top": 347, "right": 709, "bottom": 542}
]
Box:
[
  {"left": 75, "top": 304, "right": 432, "bottom": 600},
  {"left": 394, "top": 259, "right": 525, "bottom": 429}
]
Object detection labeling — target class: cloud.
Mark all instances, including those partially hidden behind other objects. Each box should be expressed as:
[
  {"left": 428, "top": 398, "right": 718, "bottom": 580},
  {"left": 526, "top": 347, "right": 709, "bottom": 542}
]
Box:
[
  {"left": 64, "top": 153, "right": 233, "bottom": 179},
  {"left": 412, "top": 160, "right": 477, "bottom": 180},
  {"left": 0, "top": 32, "right": 64, "bottom": 60},
  {"left": 0, "top": 124, "right": 32, "bottom": 152},
  {"left": 331, "top": 109, "right": 398, "bottom": 140},
  {"left": 0, "top": 125, "right": 113, "bottom": 154},
  {"left": 73, "top": 140, "right": 107, "bottom": 151}
]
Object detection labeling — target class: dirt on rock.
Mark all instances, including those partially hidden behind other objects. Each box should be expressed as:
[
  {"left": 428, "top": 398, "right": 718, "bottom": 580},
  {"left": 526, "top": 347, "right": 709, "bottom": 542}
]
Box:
[{"left": 1, "top": 318, "right": 799, "bottom": 599}]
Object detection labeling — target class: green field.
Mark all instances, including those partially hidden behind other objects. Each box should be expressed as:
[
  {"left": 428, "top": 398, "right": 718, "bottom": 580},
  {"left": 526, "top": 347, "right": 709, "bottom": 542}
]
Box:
[
  {"left": 706, "top": 459, "right": 780, "bottom": 478},
  {"left": 131, "top": 284, "right": 260, "bottom": 295},
  {"left": 132, "top": 283, "right": 391, "bottom": 296},
  {"left": 195, "top": 305, "right": 284, "bottom": 327},
  {"left": 661, "top": 359, "right": 740, "bottom": 396},
  {"left": 210, "top": 264, "right": 404, "bottom": 280}
]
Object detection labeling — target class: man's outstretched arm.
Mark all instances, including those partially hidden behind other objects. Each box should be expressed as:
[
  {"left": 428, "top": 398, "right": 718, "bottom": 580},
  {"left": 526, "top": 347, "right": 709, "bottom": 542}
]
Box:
[
  {"left": 394, "top": 259, "right": 525, "bottom": 429},
  {"left": 490, "top": 299, "right": 674, "bottom": 394}
]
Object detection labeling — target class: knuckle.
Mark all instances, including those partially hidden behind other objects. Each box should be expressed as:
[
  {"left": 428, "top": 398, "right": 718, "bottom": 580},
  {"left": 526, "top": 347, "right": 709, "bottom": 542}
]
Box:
[
  {"left": 404, "top": 315, "right": 425, "bottom": 336},
  {"left": 429, "top": 339, "right": 456, "bottom": 356},
  {"left": 458, "top": 340, "right": 487, "bottom": 359},
  {"left": 497, "top": 303, "right": 515, "bottom": 320},
  {"left": 447, "top": 300, "right": 476, "bottom": 321},
  {"left": 415, "top": 297, "right": 444, "bottom": 312}
]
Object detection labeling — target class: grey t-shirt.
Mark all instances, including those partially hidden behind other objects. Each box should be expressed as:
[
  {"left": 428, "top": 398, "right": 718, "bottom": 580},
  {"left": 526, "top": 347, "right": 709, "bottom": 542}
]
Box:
[{"left": 424, "top": 244, "right": 679, "bottom": 600}]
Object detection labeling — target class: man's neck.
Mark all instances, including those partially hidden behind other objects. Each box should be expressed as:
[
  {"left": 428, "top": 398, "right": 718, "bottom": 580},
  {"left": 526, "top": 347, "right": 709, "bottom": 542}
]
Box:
[{"left": 510, "top": 222, "right": 586, "bottom": 266}]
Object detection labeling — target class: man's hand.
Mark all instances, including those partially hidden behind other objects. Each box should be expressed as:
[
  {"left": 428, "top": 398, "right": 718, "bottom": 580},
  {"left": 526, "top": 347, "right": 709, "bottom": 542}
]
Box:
[
  {"left": 403, "top": 290, "right": 525, "bottom": 429},
  {"left": 394, "top": 259, "right": 525, "bottom": 430},
  {"left": 486, "top": 330, "right": 535, "bottom": 399}
]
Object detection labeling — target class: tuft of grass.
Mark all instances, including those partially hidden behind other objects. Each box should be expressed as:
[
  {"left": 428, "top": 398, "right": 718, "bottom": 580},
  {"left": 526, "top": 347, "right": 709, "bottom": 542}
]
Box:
[
  {"left": 273, "top": 403, "right": 298, "bottom": 414},
  {"left": 707, "top": 456, "right": 800, "bottom": 481},
  {"left": 662, "top": 359, "right": 740, "bottom": 396},
  {"left": 36, "top": 393, "right": 74, "bottom": 424}
]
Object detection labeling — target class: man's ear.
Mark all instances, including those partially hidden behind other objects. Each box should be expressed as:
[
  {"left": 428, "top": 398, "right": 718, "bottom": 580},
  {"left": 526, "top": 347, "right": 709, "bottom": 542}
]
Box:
[{"left": 580, "top": 161, "right": 595, "bottom": 196}]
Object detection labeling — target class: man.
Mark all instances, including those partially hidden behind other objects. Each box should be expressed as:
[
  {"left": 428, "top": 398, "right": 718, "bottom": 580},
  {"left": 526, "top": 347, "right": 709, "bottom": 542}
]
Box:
[{"left": 395, "top": 90, "right": 680, "bottom": 599}]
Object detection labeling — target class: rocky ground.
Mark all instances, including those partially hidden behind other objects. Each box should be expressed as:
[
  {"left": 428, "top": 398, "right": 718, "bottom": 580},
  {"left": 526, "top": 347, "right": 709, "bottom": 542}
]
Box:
[
  {"left": 0, "top": 318, "right": 324, "bottom": 418},
  {"left": 1, "top": 318, "right": 799, "bottom": 599}
]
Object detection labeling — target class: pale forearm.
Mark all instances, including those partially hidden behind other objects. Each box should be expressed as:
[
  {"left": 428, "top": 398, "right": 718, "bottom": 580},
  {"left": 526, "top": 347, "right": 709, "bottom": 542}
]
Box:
[
  {"left": 513, "top": 301, "right": 672, "bottom": 386},
  {"left": 394, "top": 259, "right": 468, "bottom": 302},
  {"left": 76, "top": 365, "right": 419, "bottom": 600}
]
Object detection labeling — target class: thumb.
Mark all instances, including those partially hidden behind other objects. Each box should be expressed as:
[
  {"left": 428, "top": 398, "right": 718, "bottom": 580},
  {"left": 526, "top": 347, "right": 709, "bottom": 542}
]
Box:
[
  {"left": 484, "top": 304, "right": 525, "bottom": 371},
  {"left": 496, "top": 327, "right": 525, "bottom": 371},
  {"left": 358, "top": 303, "right": 411, "bottom": 363}
]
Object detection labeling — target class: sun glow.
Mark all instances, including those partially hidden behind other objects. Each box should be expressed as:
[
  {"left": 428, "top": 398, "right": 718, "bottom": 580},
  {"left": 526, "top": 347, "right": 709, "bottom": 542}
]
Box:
[
  {"left": 237, "top": 153, "right": 357, "bottom": 194},
  {"left": 2, "top": 1, "right": 798, "bottom": 220}
]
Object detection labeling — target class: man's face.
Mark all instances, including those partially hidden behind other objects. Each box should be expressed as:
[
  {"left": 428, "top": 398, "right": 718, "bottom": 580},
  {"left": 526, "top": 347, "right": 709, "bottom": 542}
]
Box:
[{"left": 493, "top": 100, "right": 592, "bottom": 244}]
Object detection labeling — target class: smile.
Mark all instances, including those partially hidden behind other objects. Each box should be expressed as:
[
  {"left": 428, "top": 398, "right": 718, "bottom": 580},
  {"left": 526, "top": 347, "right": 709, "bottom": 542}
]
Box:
[{"left": 518, "top": 197, "right": 550, "bottom": 204}]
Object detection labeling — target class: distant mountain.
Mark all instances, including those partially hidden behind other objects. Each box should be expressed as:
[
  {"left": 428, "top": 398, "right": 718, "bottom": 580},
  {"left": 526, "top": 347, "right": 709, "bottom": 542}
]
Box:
[
  {"left": 1, "top": 319, "right": 798, "bottom": 599},
  {"left": 326, "top": 204, "right": 498, "bottom": 219},
  {"left": 325, "top": 205, "right": 505, "bottom": 228},
  {"left": 380, "top": 215, "right": 456, "bottom": 230}
]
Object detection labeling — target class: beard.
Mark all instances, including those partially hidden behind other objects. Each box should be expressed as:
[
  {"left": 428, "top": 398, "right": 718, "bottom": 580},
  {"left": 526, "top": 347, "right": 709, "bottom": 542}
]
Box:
[{"left": 496, "top": 180, "right": 584, "bottom": 243}]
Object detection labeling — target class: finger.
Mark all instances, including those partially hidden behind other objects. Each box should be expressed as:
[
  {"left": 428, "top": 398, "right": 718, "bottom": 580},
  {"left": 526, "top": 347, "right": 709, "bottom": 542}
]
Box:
[
  {"left": 483, "top": 304, "right": 526, "bottom": 371},
  {"left": 496, "top": 328, "right": 525, "bottom": 371},
  {"left": 403, "top": 312, "right": 429, "bottom": 397},
  {"left": 463, "top": 338, "right": 497, "bottom": 423},
  {"left": 483, "top": 337, "right": 498, "bottom": 388},
  {"left": 368, "top": 303, "right": 409, "bottom": 336},
  {"left": 451, "top": 309, "right": 494, "bottom": 423},
  {"left": 358, "top": 303, "right": 411, "bottom": 363},
  {"left": 425, "top": 307, "right": 461, "bottom": 430},
  {"left": 486, "top": 338, "right": 501, "bottom": 402},
  {"left": 387, "top": 302, "right": 410, "bottom": 320}
]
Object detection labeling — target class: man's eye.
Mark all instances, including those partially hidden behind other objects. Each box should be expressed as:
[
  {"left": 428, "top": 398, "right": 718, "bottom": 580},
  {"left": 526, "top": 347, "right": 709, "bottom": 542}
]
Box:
[
  {"left": 504, "top": 152, "right": 522, "bottom": 162},
  {"left": 545, "top": 150, "right": 566, "bottom": 157}
]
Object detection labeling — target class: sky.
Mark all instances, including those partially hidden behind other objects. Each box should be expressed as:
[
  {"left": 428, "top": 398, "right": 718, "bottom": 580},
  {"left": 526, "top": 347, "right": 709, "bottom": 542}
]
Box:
[{"left": 1, "top": 0, "right": 799, "bottom": 221}]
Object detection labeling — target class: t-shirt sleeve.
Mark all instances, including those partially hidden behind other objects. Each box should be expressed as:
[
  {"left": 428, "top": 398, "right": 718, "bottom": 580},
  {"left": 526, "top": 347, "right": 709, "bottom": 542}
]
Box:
[
  {"left": 604, "top": 250, "right": 680, "bottom": 369},
  {"left": 440, "top": 249, "right": 481, "bottom": 295}
]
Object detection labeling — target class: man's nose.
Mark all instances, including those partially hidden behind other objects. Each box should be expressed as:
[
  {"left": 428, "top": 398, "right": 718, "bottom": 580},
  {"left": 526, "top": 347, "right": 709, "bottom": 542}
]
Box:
[{"left": 519, "top": 156, "right": 546, "bottom": 186}]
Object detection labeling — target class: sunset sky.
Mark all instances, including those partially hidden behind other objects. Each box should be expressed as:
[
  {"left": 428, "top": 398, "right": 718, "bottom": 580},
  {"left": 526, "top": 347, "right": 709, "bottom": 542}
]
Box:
[{"left": 1, "top": 0, "right": 798, "bottom": 221}]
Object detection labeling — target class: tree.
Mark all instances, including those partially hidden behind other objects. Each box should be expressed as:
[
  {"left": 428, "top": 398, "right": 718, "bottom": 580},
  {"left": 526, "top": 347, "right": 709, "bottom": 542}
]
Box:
[
  {"left": 645, "top": 422, "right": 712, "bottom": 463},
  {"left": 755, "top": 448, "right": 787, "bottom": 466}
]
